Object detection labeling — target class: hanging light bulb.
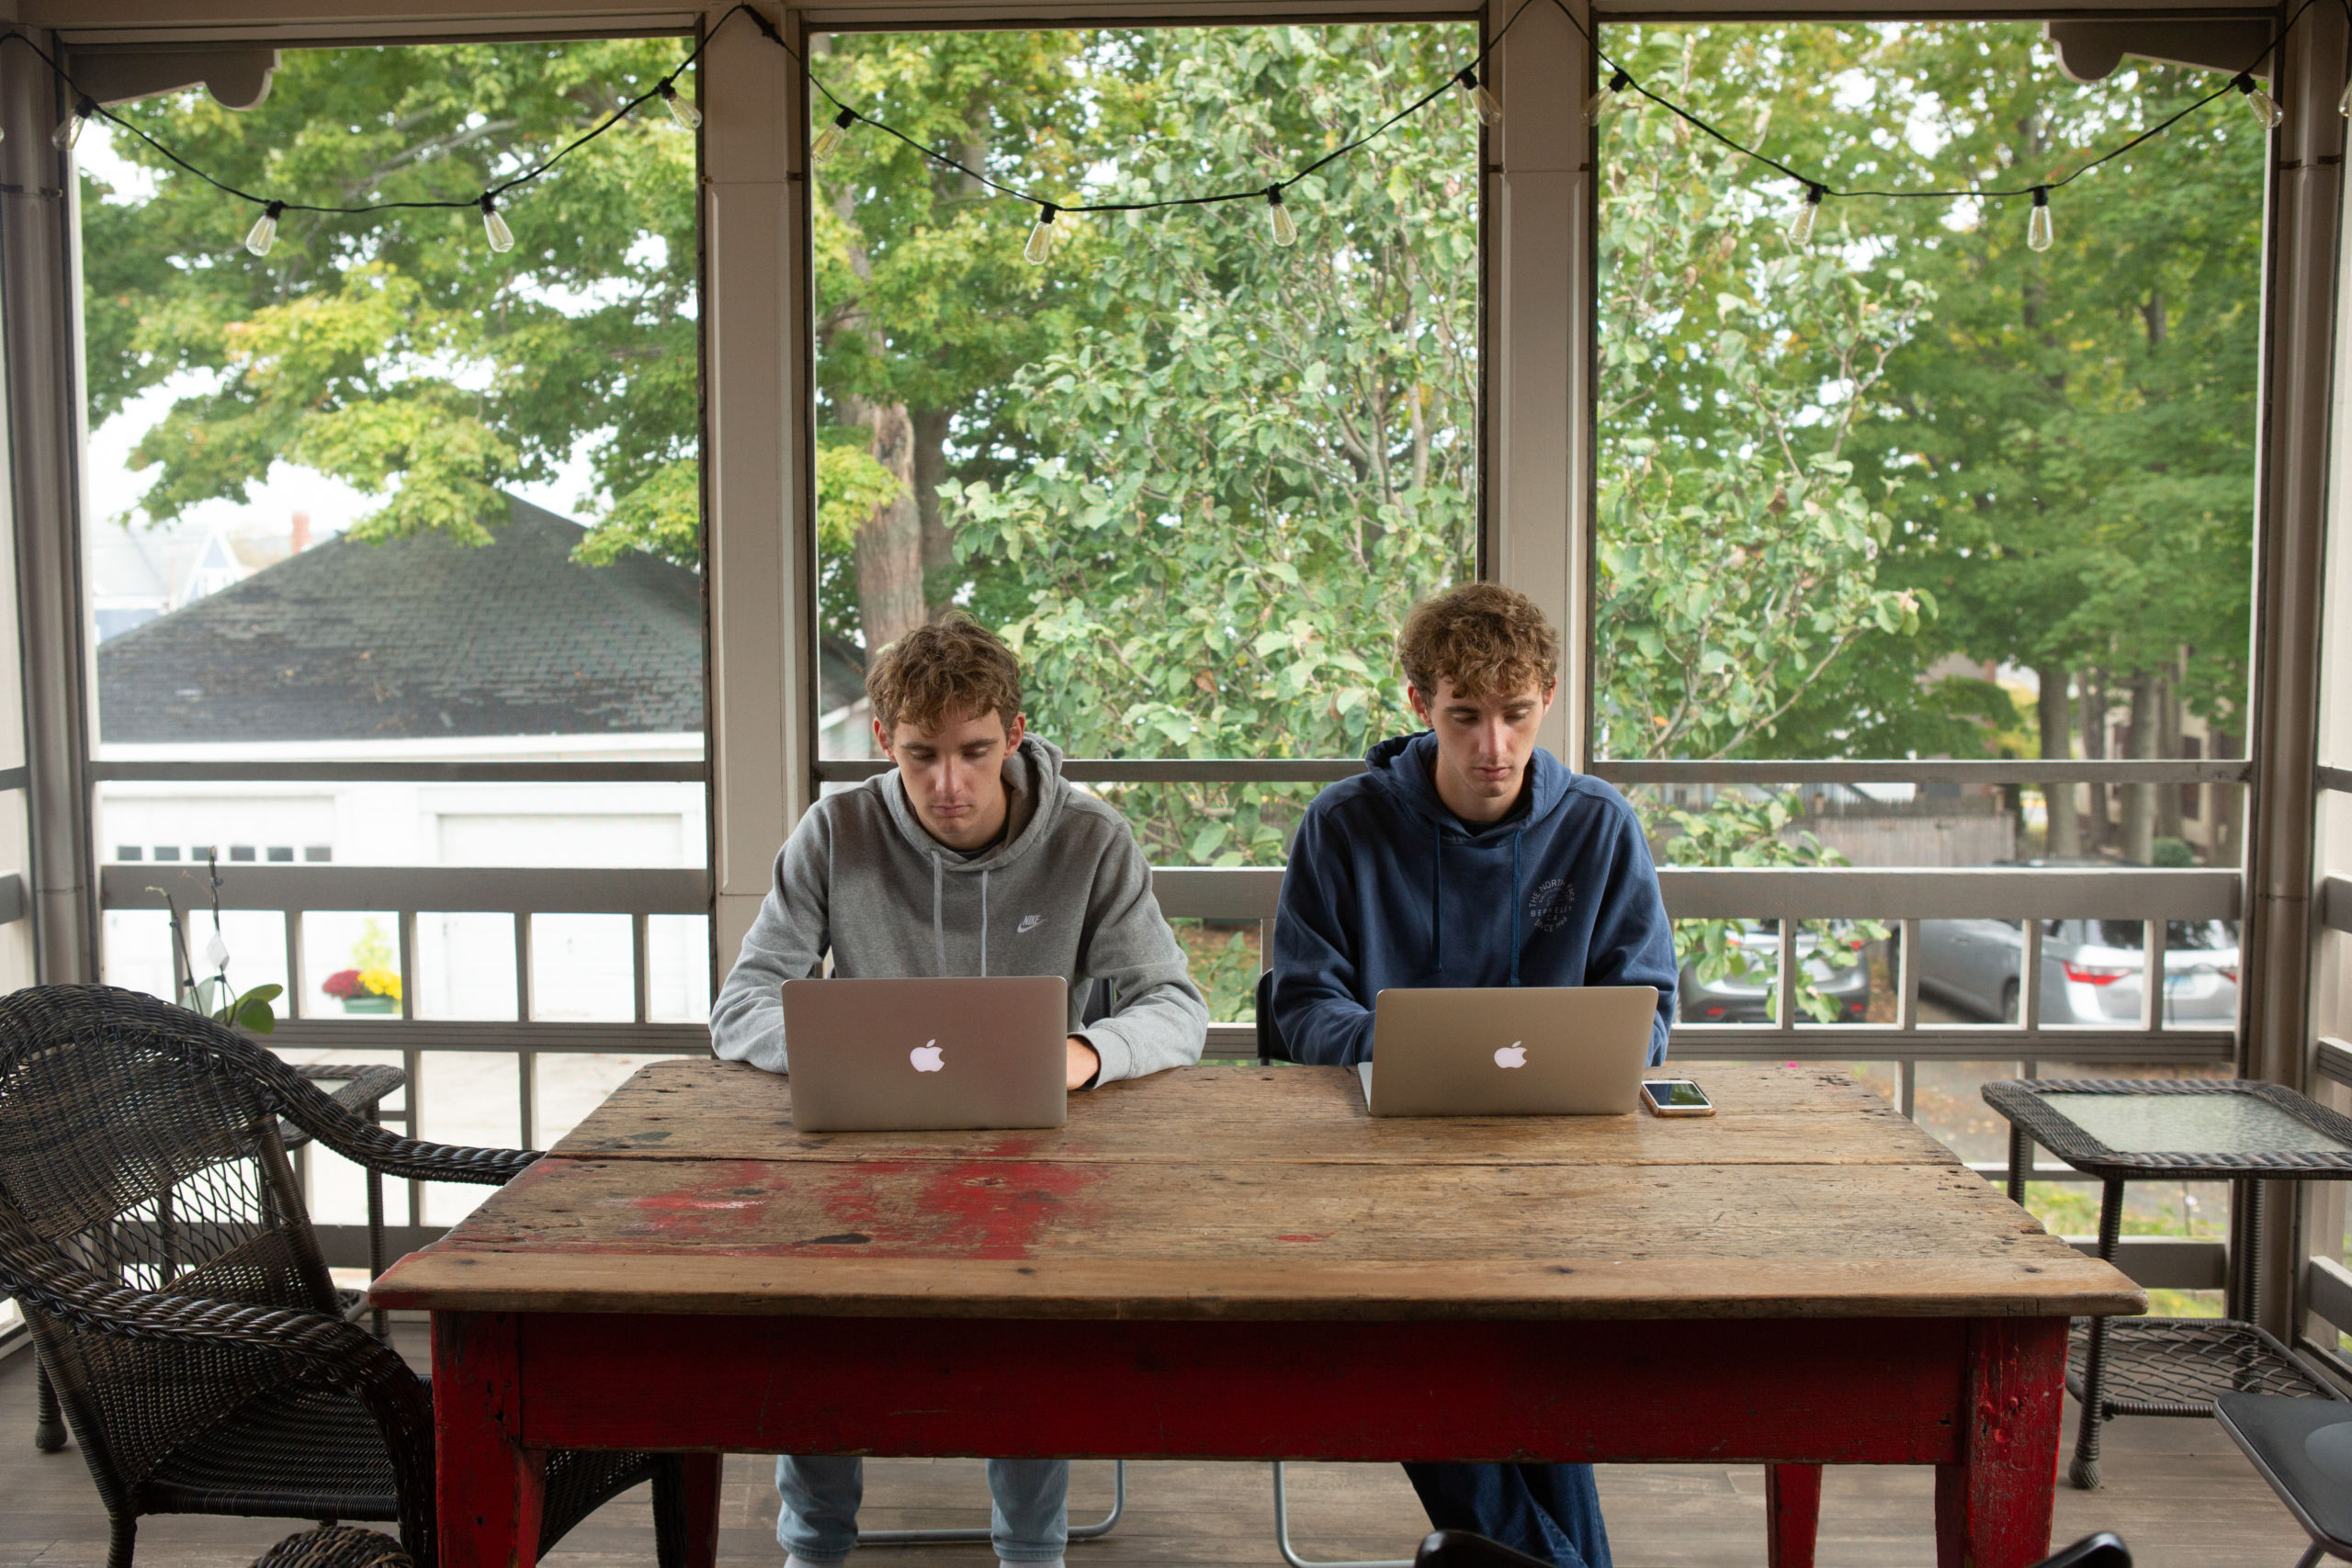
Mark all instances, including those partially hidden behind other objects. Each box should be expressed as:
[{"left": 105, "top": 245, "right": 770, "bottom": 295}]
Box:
[
  {"left": 1023, "top": 202, "right": 1058, "bottom": 265},
  {"left": 52, "top": 95, "right": 94, "bottom": 152},
  {"left": 2233, "top": 73, "right": 2285, "bottom": 129},
  {"left": 244, "top": 200, "right": 286, "bottom": 258},
  {"left": 480, "top": 193, "right": 515, "bottom": 254},
  {"left": 1453, "top": 67, "right": 1502, "bottom": 128},
  {"left": 1266, "top": 185, "right": 1297, "bottom": 247},
  {"left": 1787, "top": 183, "right": 1824, "bottom": 246},
  {"left": 1583, "top": 69, "right": 1632, "bottom": 122},
  {"left": 2027, "top": 186, "right": 2053, "bottom": 253},
  {"left": 655, "top": 79, "right": 703, "bottom": 132},
  {"left": 812, "top": 107, "right": 856, "bottom": 165}
]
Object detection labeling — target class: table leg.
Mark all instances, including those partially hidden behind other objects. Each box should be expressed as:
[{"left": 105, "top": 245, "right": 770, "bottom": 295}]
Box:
[
  {"left": 2068, "top": 1178, "right": 2124, "bottom": 1491},
  {"left": 1934, "top": 1317, "right": 2064, "bottom": 1568},
  {"left": 1764, "top": 1463, "right": 1821, "bottom": 1568},
  {"left": 434, "top": 1311, "right": 546, "bottom": 1568},
  {"left": 681, "top": 1453, "right": 722, "bottom": 1568}
]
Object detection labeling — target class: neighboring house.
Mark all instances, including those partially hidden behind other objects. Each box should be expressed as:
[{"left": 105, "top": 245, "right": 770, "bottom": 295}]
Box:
[
  {"left": 94, "top": 494, "right": 753, "bottom": 1021},
  {"left": 88, "top": 518, "right": 297, "bottom": 640}
]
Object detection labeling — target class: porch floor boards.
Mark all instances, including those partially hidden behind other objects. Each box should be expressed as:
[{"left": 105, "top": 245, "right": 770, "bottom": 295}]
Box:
[{"left": 0, "top": 1320, "right": 2315, "bottom": 1567}]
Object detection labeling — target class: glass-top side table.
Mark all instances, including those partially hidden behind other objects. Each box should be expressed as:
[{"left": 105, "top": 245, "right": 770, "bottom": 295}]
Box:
[{"left": 1981, "top": 1077, "right": 2352, "bottom": 1491}]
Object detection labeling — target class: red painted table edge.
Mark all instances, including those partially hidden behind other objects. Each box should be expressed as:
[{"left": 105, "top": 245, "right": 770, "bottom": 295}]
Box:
[{"left": 428, "top": 1310, "right": 2065, "bottom": 1568}]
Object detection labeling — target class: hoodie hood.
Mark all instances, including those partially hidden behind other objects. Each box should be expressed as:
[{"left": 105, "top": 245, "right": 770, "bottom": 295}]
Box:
[
  {"left": 873, "top": 733, "right": 1068, "bottom": 976},
  {"left": 877, "top": 733, "right": 1066, "bottom": 873},
  {"left": 1361, "top": 729, "right": 1576, "bottom": 987},
  {"left": 1362, "top": 729, "right": 1573, "bottom": 841}
]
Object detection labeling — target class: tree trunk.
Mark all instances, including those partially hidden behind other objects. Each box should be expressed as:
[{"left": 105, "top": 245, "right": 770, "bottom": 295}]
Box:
[
  {"left": 912, "top": 406, "right": 956, "bottom": 621},
  {"left": 2080, "top": 674, "right": 2110, "bottom": 852},
  {"left": 2122, "top": 669, "right": 2158, "bottom": 865},
  {"left": 2036, "top": 664, "right": 2080, "bottom": 858},
  {"left": 846, "top": 396, "right": 925, "bottom": 653}
]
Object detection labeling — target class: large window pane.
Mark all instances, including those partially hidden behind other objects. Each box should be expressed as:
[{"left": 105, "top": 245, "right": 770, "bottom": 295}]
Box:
[
  {"left": 811, "top": 23, "right": 1481, "bottom": 840},
  {"left": 82, "top": 37, "right": 706, "bottom": 885},
  {"left": 1595, "top": 24, "right": 2260, "bottom": 878}
]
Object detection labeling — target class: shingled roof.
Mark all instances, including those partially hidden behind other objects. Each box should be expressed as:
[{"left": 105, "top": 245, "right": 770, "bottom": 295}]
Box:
[{"left": 97, "top": 496, "right": 709, "bottom": 744}]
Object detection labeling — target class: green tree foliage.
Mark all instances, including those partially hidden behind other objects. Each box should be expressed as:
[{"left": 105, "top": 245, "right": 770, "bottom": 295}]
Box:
[
  {"left": 821, "top": 24, "right": 1480, "bottom": 863},
  {"left": 83, "top": 39, "right": 698, "bottom": 557}
]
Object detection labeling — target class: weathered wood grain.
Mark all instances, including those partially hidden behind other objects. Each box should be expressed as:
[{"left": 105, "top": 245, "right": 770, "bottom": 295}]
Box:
[
  {"left": 375, "top": 1053, "right": 2144, "bottom": 1323},
  {"left": 552, "top": 1059, "right": 1959, "bottom": 1168},
  {"left": 370, "top": 1246, "right": 2137, "bottom": 1320}
]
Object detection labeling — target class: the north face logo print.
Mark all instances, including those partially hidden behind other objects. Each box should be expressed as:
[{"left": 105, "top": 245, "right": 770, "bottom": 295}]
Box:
[
  {"left": 1527, "top": 878, "right": 1573, "bottom": 933},
  {"left": 1017, "top": 914, "right": 1045, "bottom": 934}
]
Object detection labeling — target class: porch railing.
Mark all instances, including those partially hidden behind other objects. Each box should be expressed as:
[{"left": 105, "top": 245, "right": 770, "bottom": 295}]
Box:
[{"left": 99, "top": 843, "right": 2245, "bottom": 1292}]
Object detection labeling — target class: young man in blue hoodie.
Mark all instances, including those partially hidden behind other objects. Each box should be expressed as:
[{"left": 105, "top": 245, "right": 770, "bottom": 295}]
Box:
[
  {"left": 1271, "top": 582, "right": 1678, "bottom": 1568},
  {"left": 711, "top": 615, "right": 1208, "bottom": 1568}
]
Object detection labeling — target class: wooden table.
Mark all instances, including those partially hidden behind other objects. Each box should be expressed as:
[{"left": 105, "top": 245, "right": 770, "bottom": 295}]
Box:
[{"left": 370, "top": 1059, "right": 2143, "bottom": 1568}]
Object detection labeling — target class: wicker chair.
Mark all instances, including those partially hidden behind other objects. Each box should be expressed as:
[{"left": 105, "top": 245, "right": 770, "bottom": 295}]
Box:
[
  {"left": 0, "top": 983, "right": 691, "bottom": 1568},
  {"left": 254, "top": 1525, "right": 416, "bottom": 1568}
]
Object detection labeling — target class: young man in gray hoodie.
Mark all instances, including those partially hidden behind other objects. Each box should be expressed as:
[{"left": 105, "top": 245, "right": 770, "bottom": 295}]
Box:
[{"left": 710, "top": 615, "right": 1208, "bottom": 1568}]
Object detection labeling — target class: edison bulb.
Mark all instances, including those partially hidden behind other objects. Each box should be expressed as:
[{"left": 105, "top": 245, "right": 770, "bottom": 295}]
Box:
[
  {"left": 1582, "top": 70, "right": 1632, "bottom": 121},
  {"left": 481, "top": 199, "right": 515, "bottom": 254},
  {"left": 245, "top": 202, "right": 284, "bottom": 258},
  {"left": 1787, "top": 196, "right": 1818, "bottom": 247},
  {"left": 2027, "top": 191, "right": 2053, "bottom": 254},
  {"left": 1455, "top": 69, "right": 1502, "bottom": 128},
  {"left": 813, "top": 108, "right": 854, "bottom": 165},
  {"left": 658, "top": 81, "right": 703, "bottom": 132},
  {"left": 1268, "top": 192, "right": 1297, "bottom": 247},
  {"left": 1024, "top": 206, "right": 1057, "bottom": 265}
]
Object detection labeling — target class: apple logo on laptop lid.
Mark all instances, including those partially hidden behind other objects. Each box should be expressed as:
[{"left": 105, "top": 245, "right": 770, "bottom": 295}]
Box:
[
  {"left": 1494, "top": 1042, "right": 1527, "bottom": 1069},
  {"left": 910, "top": 1041, "right": 945, "bottom": 1072}
]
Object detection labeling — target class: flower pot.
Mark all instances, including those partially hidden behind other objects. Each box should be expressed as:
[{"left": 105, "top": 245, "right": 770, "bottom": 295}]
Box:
[{"left": 340, "top": 996, "right": 398, "bottom": 1014}]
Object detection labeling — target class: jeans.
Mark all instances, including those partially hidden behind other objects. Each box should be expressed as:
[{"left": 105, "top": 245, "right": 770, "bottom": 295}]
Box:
[
  {"left": 1402, "top": 1461, "right": 1611, "bottom": 1568},
  {"left": 775, "top": 1455, "right": 1069, "bottom": 1563}
]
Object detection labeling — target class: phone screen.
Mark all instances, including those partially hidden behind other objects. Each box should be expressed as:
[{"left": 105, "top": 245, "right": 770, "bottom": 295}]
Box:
[{"left": 1643, "top": 1078, "right": 1711, "bottom": 1109}]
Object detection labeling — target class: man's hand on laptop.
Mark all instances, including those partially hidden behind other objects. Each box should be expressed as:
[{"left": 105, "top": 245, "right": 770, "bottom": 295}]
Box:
[{"left": 1066, "top": 1036, "right": 1101, "bottom": 1089}]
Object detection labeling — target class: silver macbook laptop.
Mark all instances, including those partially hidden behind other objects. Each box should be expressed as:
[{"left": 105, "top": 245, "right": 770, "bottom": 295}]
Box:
[
  {"left": 1358, "top": 986, "right": 1659, "bottom": 1116},
  {"left": 781, "top": 976, "right": 1069, "bottom": 1132}
]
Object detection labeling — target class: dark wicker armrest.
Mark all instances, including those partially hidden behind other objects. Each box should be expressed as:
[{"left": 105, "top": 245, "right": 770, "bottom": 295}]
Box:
[
  {"left": 198, "top": 1021, "right": 537, "bottom": 1186},
  {"left": 281, "top": 1065, "right": 407, "bottom": 1156}
]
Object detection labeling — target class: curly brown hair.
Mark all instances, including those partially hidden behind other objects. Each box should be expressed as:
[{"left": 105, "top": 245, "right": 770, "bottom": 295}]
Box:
[
  {"left": 865, "top": 615, "right": 1025, "bottom": 734},
  {"left": 1396, "top": 583, "right": 1561, "bottom": 702}
]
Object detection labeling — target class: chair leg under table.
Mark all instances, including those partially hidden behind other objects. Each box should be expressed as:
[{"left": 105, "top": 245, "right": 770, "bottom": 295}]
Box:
[
  {"left": 2069, "top": 1178, "right": 2126, "bottom": 1491},
  {"left": 1272, "top": 1462, "right": 1411, "bottom": 1568},
  {"left": 33, "top": 1359, "right": 66, "bottom": 1451},
  {"left": 1766, "top": 1463, "right": 1823, "bottom": 1568}
]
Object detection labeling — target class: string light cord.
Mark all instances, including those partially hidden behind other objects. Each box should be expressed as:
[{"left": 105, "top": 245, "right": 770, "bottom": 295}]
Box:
[
  {"left": 1554, "top": 0, "right": 2343, "bottom": 206},
  {"left": 0, "top": 0, "right": 2339, "bottom": 245},
  {"left": 0, "top": 7, "right": 747, "bottom": 216},
  {"left": 785, "top": 0, "right": 1547, "bottom": 213}
]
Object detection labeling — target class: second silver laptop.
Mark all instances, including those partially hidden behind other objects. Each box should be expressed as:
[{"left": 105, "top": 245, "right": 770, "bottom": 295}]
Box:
[{"left": 1360, "top": 985, "right": 1660, "bottom": 1116}]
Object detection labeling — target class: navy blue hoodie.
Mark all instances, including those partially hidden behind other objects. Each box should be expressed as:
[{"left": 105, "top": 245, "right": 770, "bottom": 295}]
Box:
[{"left": 1272, "top": 731, "right": 1677, "bottom": 1066}]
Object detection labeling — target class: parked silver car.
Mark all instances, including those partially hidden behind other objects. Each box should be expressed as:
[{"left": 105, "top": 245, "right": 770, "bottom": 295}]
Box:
[
  {"left": 1915, "top": 914, "right": 2239, "bottom": 1025},
  {"left": 1679, "top": 920, "right": 1872, "bottom": 1023}
]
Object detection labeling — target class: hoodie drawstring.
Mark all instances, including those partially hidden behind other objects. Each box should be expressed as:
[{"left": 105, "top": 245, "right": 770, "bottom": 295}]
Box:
[
  {"left": 931, "top": 853, "right": 946, "bottom": 976},
  {"left": 1430, "top": 821, "right": 1528, "bottom": 987},
  {"left": 929, "top": 852, "right": 992, "bottom": 976},
  {"left": 1509, "top": 829, "right": 1524, "bottom": 987},
  {"left": 1430, "top": 822, "right": 1444, "bottom": 982}
]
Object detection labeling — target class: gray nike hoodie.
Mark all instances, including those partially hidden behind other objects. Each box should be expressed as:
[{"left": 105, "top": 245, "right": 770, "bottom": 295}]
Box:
[{"left": 709, "top": 735, "right": 1208, "bottom": 1083}]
